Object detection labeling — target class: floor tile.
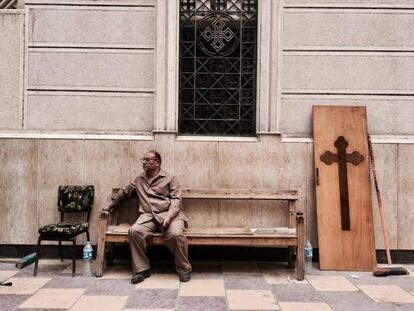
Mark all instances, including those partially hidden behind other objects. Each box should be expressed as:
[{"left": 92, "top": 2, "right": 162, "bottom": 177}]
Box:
[
  {"left": 100, "top": 264, "right": 131, "bottom": 279},
  {"left": 0, "top": 294, "right": 31, "bottom": 311},
  {"left": 226, "top": 289, "right": 279, "bottom": 310},
  {"left": 307, "top": 275, "right": 359, "bottom": 292},
  {"left": 126, "top": 289, "right": 178, "bottom": 309},
  {"left": 149, "top": 262, "right": 177, "bottom": 275},
  {"left": 224, "top": 273, "right": 269, "bottom": 290},
  {"left": 135, "top": 273, "right": 179, "bottom": 289},
  {"left": 17, "top": 308, "right": 67, "bottom": 311},
  {"left": 263, "top": 272, "right": 308, "bottom": 285},
  {"left": 320, "top": 291, "right": 393, "bottom": 311},
  {"left": 43, "top": 275, "right": 95, "bottom": 288},
  {"left": 180, "top": 279, "right": 225, "bottom": 296},
  {"left": 61, "top": 260, "right": 95, "bottom": 275},
  {"left": 358, "top": 285, "right": 414, "bottom": 303},
  {"left": 271, "top": 284, "right": 323, "bottom": 302},
  {"left": 378, "top": 303, "right": 414, "bottom": 311},
  {"left": 178, "top": 296, "right": 228, "bottom": 311},
  {"left": 19, "top": 288, "right": 84, "bottom": 309},
  {"left": 222, "top": 262, "right": 260, "bottom": 274},
  {"left": 123, "top": 309, "right": 175, "bottom": 311},
  {"left": 191, "top": 261, "right": 223, "bottom": 279},
  {"left": 16, "top": 264, "right": 68, "bottom": 278},
  {"left": 258, "top": 262, "right": 291, "bottom": 271},
  {"left": 70, "top": 295, "right": 128, "bottom": 311},
  {"left": 85, "top": 279, "right": 136, "bottom": 296},
  {"left": 0, "top": 261, "right": 18, "bottom": 271},
  {"left": 278, "top": 302, "right": 332, "bottom": 311},
  {"left": 0, "top": 277, "right": 50, "bottom": 295},
  {"left": 0, "top": 270, "right": 19, "bottom": 282}
]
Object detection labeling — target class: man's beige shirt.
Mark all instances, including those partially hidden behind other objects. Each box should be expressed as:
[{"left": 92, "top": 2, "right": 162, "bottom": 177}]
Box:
[{"left": 109, "top": 170, "right": 187, "bottom": 225}]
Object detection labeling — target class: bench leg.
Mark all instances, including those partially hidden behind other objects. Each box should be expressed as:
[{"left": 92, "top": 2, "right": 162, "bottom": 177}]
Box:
[
  {"left": 296, "top": 212, "right": 305, "bottom": 281},
  {"left": 288, "top": 246, "right": 295, "bottom": 269},
  {"left": 95, "top": 241, "right": 105, "bottom": 277}
]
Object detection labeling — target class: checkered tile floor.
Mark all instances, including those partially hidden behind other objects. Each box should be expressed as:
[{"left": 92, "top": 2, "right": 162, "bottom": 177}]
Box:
[{"left": 0, "top": 259, "right": 413, "bottom": 310}]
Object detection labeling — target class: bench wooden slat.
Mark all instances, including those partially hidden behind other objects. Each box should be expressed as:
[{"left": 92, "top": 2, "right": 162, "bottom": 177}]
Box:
[
  {"left": 182, "top": 189, "right": 298, "bottom": 200},
  {"left": 104, "top": 234, "right": 298, "bottom": 246}
]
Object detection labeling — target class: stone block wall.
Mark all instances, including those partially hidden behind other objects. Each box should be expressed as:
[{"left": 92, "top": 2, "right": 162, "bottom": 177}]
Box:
[{"left": 0, "top": 1, "right": 414, "bottom": 251}]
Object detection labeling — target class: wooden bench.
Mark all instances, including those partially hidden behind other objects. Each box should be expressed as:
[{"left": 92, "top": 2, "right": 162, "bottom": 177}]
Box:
[{"left": 95, "top": 189, "right": 304, "bottom": 280}]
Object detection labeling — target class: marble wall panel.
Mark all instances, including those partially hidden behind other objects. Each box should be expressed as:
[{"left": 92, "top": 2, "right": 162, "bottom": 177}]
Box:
[
  {"left": 128, "top": 140, "right": 155, "bottom": 180},
  {"left": 0, "top": 139, "right": 38, "bottom": 244},
  {"left": 218, "top": 201, "right": 261, "bottom": 228},
  {"left": 370, "top": 144, "right": 398, "bottom": 249},
  {"left": 152, "top": 133, "right": 176, "bottom": 174},
  {"left": 259, "top": 201, "right": 289, "bottom": 228},
  {"left": 280, "top": 97, "right": 414, "bottom": 136},
  {"left": 397, "top": 144, "right": 414, "bottom": 249},
  {"left": 26, "top": 93, "right": 154, "bottom": 132},
  {"left": 37, "top": 140, "right": 85, "bottom": 231},
  {"left": 306, "top": 143, "right": 318, "bottom": 246},
  {"left": 283, "top": 11, "right": 414, "bottom": 48},
  {"left": 83, "top": 140, "right": 130, "bottom": 244},
  {"left": 216, "top": 142, "right": 262, "bottom": 189},
  {"left": 28, "top": 8, "right": 155, "bottom": 46},
  {"left": 260, "top": 136, "right": 308, "bottom": 238},
  {"left": 183, "top": 199, "right": 219, "bottom": 228},
  {"left": 173, "top": 141, "right": 218, "bottom": 189},
  {"left": 282, "top": 54, "right": 414, "bottom": 93},
  {"left": 0, "top": 12, "right": 23, "bottom": 130},
  {"left": 128, "top": 134, "right": 175, "bottom": 179},
  {"left": 28, "top": 51, "right": 154, "bottom": 90},
  {"left": 261, "top": 136, "right": 307, "bottom": 212}
]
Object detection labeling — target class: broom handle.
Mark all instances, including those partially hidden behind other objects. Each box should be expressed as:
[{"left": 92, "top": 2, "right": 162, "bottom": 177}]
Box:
[{"left": 368, "top": 135, "right": 392, "bottom": 264}]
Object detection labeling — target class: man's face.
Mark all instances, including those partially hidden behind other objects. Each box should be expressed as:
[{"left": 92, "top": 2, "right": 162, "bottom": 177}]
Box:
[{"left": 142, "top": 152, "right": 160, "bottom": 173}]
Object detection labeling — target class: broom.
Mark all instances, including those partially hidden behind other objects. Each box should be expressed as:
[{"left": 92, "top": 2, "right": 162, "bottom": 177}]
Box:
[{"left": 368, "top": 135, "right": 409, "bottom": 277}]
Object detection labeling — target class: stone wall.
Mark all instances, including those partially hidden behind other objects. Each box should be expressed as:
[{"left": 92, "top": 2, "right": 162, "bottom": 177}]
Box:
[{"left": 1, "top": 134, "right": 413, "bottom": 251}]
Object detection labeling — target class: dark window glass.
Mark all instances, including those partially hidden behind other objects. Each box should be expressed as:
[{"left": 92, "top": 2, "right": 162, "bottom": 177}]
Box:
[{"left": 179, "top": 0, "right": 257, "bottom": 136}]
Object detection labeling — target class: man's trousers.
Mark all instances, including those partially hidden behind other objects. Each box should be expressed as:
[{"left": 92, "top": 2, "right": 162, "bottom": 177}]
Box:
[{"left": 128, "top": 218, "right": 192, "bottom": 274}]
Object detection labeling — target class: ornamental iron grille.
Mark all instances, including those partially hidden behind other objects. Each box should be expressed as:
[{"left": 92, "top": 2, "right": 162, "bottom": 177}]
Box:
[{"left": 179, "top": 0, "right": 257, "bottom": 136}]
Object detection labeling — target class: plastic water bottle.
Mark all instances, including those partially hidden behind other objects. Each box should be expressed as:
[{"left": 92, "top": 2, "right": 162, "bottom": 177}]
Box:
[
  {"left": 83, "top": 241, "right": 93, "bottom": 277},
  {"left": 304, "top": 240, "right": 313, "bottom": 269}
]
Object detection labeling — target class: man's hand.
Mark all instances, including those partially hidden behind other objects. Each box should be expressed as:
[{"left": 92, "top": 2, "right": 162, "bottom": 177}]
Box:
[{"left": 162, "top": 216, "right": 171, "bottom": 229}]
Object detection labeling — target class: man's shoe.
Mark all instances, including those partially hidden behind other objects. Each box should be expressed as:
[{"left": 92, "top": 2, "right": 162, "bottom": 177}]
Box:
[
  {"left": 131, "top": 269, "right": 151, "bottom": 284},
  {"left": 178, "top": 272, "right": 191, "bottom": 282}
]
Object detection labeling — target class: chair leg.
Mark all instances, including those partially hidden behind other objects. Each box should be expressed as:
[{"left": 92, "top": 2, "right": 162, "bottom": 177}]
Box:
[
  {"left": 58, "top": 240, "right": 63, "bottom": 262},
  {"left": 72, "top": 238, "right": 77, "bottom": 277},
  {"left": 34, "top": 236, "right": 42, "bottom": 276},
  {"left": 86, "top": 230, "right": 90, "bottom": 242}
]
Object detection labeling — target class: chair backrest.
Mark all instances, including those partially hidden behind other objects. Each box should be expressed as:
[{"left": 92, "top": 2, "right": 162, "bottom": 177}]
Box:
[{"left": 58, "top": 185, "right": 94, "bottom": 214}]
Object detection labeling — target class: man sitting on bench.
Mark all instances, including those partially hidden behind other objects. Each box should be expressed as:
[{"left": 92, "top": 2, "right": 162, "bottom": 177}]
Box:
[{"left": 104, "top": 151, "right": 192, "bottom": 284}]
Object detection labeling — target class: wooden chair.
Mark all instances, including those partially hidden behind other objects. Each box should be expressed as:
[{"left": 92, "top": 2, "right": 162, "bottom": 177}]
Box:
[{"left": 34, "top": 185, "right": 94, "bottom": 277}]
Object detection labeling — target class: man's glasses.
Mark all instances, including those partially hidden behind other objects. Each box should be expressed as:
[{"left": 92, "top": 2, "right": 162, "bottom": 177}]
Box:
[{"left": 140, "top": 157, "right": 158, "bottom": 163}]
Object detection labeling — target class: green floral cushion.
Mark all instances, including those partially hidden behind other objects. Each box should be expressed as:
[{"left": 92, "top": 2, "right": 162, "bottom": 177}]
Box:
[
  {"left": 38, "top": 222, "right": 89, "bottom": 237},
  {"left": 58, "top": 185, "right": 94, "bottom": 213}
]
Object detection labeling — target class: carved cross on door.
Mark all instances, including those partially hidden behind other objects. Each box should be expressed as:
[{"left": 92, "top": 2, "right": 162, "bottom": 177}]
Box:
[{"left": 320, "top": 136, "right": 364, "bottom": 231}]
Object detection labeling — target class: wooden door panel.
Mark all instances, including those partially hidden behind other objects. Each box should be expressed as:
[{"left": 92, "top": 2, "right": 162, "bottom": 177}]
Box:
[{"left": 313, "top": 106, "right": 376, "bottom": 271}]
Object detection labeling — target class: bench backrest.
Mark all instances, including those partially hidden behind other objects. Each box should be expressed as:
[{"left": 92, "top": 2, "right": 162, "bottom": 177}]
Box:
[{"left": 110, "top": 188, "right": 298, "bottom": 228}]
